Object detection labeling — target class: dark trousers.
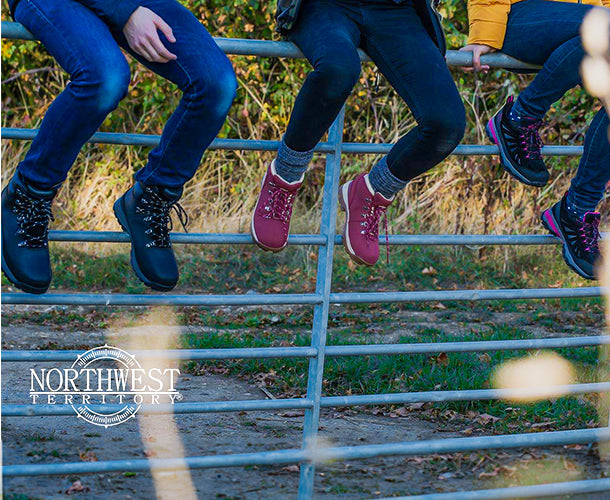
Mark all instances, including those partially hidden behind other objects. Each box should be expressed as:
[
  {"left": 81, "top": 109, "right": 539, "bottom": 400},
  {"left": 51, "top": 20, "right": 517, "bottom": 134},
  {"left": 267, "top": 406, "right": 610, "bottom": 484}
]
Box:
[
  {"left": 13, "top": 0, "right": 237, "bottom": 189},
  {"left": 284, "top": 0, "right": 466, "bottom": 182}
]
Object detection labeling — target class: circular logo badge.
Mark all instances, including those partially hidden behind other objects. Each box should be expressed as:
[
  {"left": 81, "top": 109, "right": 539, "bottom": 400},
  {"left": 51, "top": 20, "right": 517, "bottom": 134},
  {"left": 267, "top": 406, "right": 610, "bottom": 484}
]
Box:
[{"left": 71, "top": 345, "right": 142, "bottom": 427}]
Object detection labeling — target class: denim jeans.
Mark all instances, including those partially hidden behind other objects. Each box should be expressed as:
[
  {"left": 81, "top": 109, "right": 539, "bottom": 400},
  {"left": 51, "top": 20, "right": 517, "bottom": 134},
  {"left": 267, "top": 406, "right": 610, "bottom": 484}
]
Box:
[
  {"left": 501, "top": 0, "right": 610, "bottom": 212},
  {"left": 284, "top": 0, "right": 465, "bottom": 182},
  {"left": 13, "top": 0, "right": 237, "bottom": 189}
]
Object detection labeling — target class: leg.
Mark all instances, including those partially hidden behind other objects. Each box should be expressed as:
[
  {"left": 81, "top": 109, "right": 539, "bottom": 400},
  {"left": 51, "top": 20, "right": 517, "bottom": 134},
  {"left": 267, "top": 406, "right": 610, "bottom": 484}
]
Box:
[
  {"left": 13, "top": 0, "right": 131, "bottom": 190},
  {"left": 568, "top": 109, "right": 610, "bottom": 214},
  {"left": 2, "top": 0, "right": 130, "bottom": 294},
  {"left": 362, "top": 2, "right": 465, "bottom": 188},
  {"left": 111, "top": 0, "right": 237, "bottom": 188},
  {"left": 110, "top": 0, "right": 236, "bottom": 291},
  {"left": 339, "top": 1, "right": 465, "bottom": 267},
  {"left": 501, "top": 0, "right": 596, "bottom": 119},
  {"left": 250, "top": 0, "right": 361, "bottom": 252},
  {"left": 283, "top": 1, "right": 361, "bottom": 153}
]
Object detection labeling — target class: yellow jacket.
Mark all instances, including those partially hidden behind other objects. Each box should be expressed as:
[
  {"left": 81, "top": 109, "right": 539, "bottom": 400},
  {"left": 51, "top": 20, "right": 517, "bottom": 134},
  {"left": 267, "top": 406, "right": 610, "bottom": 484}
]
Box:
[{"left": 468, "top": 0, "right": 610, "bottom": 49}]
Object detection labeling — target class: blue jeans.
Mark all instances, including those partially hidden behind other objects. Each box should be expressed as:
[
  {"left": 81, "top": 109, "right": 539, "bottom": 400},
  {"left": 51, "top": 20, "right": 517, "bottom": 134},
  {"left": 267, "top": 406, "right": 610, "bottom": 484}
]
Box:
[
  {"left": 13, "top": 0, "right": 237, "bottom": 189},
  {"left": 284, "top": 0, "right": 465, "bottom": 181},
  {"left": 501, "top": 0, "right": 610, "bottom": 212}
]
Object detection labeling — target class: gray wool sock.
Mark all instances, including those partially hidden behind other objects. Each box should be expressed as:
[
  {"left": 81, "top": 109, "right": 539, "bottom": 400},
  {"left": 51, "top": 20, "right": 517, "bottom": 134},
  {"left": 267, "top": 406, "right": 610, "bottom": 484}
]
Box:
[
  {"left": 275, "top": 138, "right": 314, "bottom": 183},
  {"left": 368, "top": 156, "right": 408, "bottom": 199}
]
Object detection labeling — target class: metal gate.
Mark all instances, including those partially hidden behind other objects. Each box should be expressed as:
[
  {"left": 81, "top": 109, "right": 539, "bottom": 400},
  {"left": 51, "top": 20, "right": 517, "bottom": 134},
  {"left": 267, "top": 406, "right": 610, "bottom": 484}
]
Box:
[{"left": 2, "top": 21, "right": 610, "bottom": 499}]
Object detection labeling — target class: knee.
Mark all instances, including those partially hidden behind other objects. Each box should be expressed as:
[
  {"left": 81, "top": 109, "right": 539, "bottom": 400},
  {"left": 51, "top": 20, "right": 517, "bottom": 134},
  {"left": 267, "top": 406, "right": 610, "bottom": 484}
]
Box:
[
  {"left": 72, "top": 61, "right": 131, "bottom": 113},
  {"left": 420, "top": 106, "right": 466, "bottom": 152},
  {"left": 187, "top": 59, "right": 237, "bottom": 117},
  {"left": 311, "top": 56, "right": 361, "bottom": 103}
]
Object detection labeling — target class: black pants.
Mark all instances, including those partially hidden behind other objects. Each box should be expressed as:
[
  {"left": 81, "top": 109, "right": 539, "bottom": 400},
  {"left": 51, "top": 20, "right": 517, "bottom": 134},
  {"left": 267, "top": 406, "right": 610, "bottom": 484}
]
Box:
[{"left": 285, "top": 0, "right": 465, "bottom": 181}]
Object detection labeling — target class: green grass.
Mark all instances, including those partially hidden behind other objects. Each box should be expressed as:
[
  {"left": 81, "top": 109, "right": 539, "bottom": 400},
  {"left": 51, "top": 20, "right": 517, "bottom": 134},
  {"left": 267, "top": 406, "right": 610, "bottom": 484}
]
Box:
[
  {"left": 2, "top": 244, "right": 605, "bottom": 433},
  {"left": 182, "top": 323, "right": 604, "bottom": 433}
]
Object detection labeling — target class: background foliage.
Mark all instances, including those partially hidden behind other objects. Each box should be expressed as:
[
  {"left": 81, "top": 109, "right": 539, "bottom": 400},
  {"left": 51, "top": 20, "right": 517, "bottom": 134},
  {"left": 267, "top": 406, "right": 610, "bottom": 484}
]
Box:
[{"left": 1, "top": 0, "right": 604, "bottom": 237}]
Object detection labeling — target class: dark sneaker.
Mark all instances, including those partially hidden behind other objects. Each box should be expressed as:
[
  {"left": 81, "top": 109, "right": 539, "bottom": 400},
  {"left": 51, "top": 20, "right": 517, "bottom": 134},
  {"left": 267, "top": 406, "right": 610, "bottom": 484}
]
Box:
[
  {"left": 251, "top": 160, "right": 303, "bottom": 252},
  {"left": 541, "top": 195, "right": 601, "bottom": 280},
  {"left": 1, "top": 172, "right": 56, "bottom": 294},
  {"left": 339, "top": 173, "right": 393, "bottom": 266},
  {"left": 486, "top": 96, "right": 549, "bottom": 187},
  {"left": 113, "top": 182, "right": 188, "bottom": 291}
]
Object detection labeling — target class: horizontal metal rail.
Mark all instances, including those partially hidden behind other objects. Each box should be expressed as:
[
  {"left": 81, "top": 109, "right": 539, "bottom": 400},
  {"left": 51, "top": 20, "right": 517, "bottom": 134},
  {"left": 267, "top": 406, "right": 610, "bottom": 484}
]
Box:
[
  {"left": 4, "top": 428, "right": 609, "bottom": 476},
  {"left": 0, "top": 127, "right": 584, "bottom": 156},
  {"left": 385, "top": 478, "right": 610, "bottom": 500},
  {"left": 43, "top": 230, "right": 567, "bottom": 246},
  {"left": 4, "top": 382, "right": 609, "bottom": 417},
  {"left": 1, "top": 21, "right": 539, "bottom": 70},
  {"left": 3, "top": 287, "right": 602, "bottom": 306},
  {"left": 1, "top": 292, "right": 322, "bottom": 306},
  {"left": 4, "top": 335, "right": 609, "bottom": 362}
]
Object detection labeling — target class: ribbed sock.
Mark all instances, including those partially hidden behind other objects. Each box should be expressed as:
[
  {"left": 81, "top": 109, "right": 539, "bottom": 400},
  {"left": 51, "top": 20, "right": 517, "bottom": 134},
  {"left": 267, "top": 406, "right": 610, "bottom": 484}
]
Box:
[
  {"left": 368, "top": 156, "right": 407, "bottom": 199},
  {"left": 274, "top": 138, "right": 314, "bottom": 183}
]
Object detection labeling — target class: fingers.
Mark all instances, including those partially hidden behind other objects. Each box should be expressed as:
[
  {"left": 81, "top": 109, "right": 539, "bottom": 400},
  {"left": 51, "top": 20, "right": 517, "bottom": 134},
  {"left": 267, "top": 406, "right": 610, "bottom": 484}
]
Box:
[
  {"left": 149, "top": 30, "right": 177, "bottom": 61},
  {"left": 154, "top": 15, "right": 176, "bottom": 43},
  {"left": 458, "top": 46, "right": 474, "bottom": 72}
]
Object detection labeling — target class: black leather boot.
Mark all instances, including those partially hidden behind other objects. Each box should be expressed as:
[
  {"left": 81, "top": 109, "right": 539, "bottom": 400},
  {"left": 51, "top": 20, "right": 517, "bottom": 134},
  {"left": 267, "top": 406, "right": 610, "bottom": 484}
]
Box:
[
  {"left": 113, "top": 182, "right": 187, "bottom": 291},
  {"left": 1, "top": 172, "right": 56, "bottom": 294}
]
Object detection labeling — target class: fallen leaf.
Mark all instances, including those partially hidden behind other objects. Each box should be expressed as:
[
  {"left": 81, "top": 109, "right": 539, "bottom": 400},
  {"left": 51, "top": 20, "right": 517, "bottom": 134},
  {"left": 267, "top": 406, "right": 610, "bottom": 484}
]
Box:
[
  {"left": 66, "top": 480, "right": 90, "bottom": 494},
  {"left": 79, "top": 451, "right": 97, "bottom": 462}
]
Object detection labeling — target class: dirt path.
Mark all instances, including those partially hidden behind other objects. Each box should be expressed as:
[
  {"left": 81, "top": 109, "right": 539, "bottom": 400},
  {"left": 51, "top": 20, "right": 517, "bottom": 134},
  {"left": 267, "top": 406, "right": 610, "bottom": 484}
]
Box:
[{"left": 2, "top": 311, "right": 608, "bottom": 499}]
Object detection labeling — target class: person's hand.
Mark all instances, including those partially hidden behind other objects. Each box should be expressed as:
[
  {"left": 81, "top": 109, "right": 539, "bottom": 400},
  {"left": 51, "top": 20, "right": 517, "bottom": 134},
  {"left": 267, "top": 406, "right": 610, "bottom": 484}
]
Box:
[
  {"left": 123, "top": 7, "right": 177, "bottom": 63},
  {"left": 459, "top": 44, "right": 496, "bottom": 72}
]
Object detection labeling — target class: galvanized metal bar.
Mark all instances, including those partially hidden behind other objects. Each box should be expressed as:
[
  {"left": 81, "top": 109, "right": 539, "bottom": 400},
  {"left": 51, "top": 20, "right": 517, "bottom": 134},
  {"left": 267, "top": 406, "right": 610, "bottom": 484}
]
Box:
[
  {"left": 298, "top": 108, "right": 346, "bottom": 499},
  {"left": 4, "top": 428, "right": 609, "bottom": 477},
  {"left": 330, "top": 286, "right": 603, "bottom": 304},
  {"left": 2, "top": 399, "right": 313, "bottom": 417},
  {"left": 1, "top": 292, "right": 321, "bottom": 306},
  {"left": 4, "top": 382, "right": 608, "bottom": 417},
  {"left": 44, "top": 230, "right": 565, "bottom": 246},
  {"left": 319, "top": 382, "right": 610, "bottom": 407},
  {"left": 3, "top": 287, "right": 601, "bottom": 306},
  {"left": 383, "top": 478, "right": 610, "bottom": 500},
  {"left": 0, "top": 21, "right": 539, "bottom": 70},
  {"left": 45, "top": 230, "right": 326, "bottom": 245},
  {"left": 1, "top": 127, "right": 584, "bottom": 156},
  {"left": 2, "top": 347, "right": 318, "bottom": 362},
  {"left": 5, "top": 335, "right": 609, "bottom": 363}
]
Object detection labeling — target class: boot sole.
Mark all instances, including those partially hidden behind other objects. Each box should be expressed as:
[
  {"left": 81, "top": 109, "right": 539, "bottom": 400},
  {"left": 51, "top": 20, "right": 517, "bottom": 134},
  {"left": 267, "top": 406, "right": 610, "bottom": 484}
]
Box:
[
  {"left": 1, "top": 250, "right": 49, "bottom": 294},
  {"left": 540, "top": 208, "right": 595, "bottom": 280},
  {"left": 113, "top": 199, "right": 176, "bottom": 292},
  {"left": 339, "top": 183, "right": 375, "bottom": 267},
  {"left": 486, "top": 116, "right": 548, "bottom": 188}
]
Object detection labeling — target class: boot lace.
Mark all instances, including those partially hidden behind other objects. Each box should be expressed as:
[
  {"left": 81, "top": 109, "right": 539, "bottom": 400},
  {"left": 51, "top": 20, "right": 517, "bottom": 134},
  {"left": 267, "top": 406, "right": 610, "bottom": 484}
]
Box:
[
  {"left": 261, "top": 182, "right": 296, "bottom": 229},
  {"left": 361, "top": 197, "right": 390, "bottom": 263},
  {"left": 579, "top": 215, "right": 601, "bottom": 254},
  {"left": 519, "top": 120, "right": 543, "bottom": 161},
  {"left": 13, "top": 187, "right": 54, "bottom": 248},
  {"left": 136, "top": 187, "right": 188, "bottom": 248}
]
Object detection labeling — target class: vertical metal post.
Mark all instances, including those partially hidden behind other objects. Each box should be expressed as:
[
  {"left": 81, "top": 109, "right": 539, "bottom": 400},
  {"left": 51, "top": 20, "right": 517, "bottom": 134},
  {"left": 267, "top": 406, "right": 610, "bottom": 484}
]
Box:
[{"left": 297, "top": 108, "right": 346, "bottom": 499}]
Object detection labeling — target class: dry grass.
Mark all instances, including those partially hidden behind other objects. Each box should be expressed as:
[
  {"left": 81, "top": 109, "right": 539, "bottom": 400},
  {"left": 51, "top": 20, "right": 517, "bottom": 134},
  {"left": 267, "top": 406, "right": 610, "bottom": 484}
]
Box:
[{"left": 2, "top": 54, "right": 606, "bottom": 243}]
